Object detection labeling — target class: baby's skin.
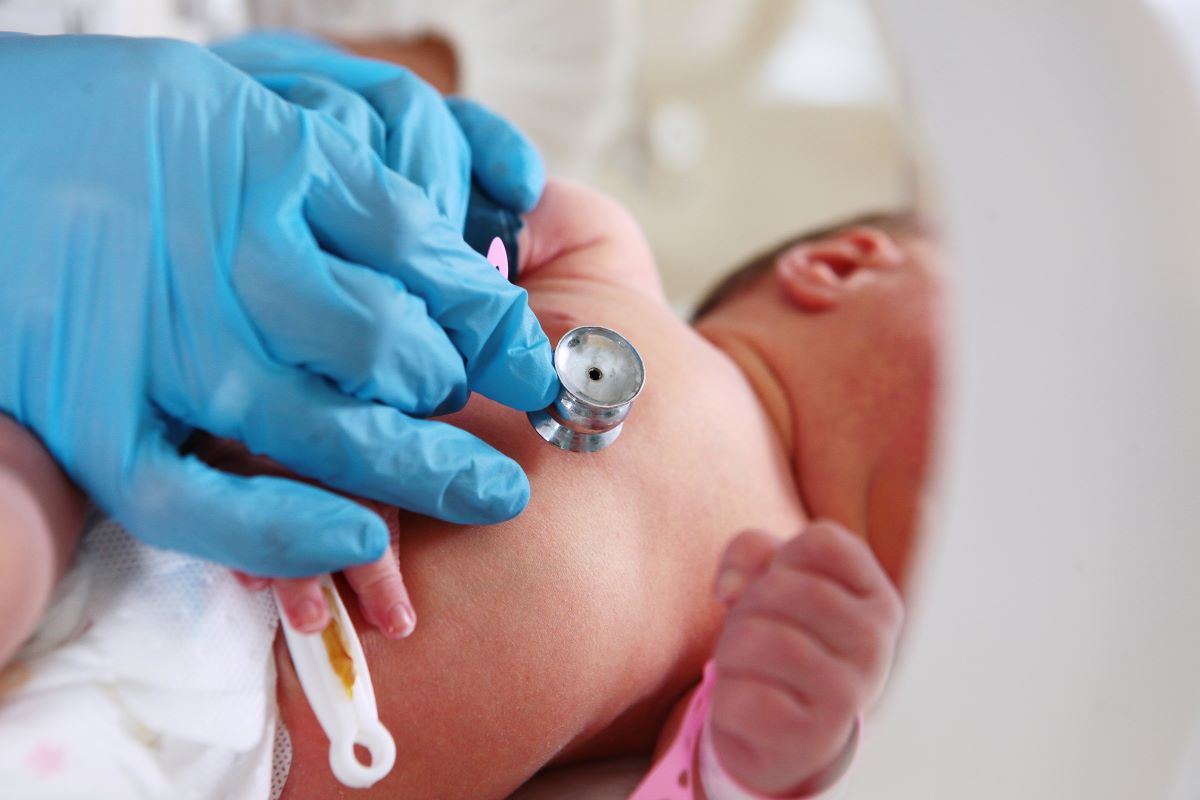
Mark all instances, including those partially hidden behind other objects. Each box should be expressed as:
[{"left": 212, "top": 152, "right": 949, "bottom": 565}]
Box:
[
  {"left": 0, "top": 417, "right": 85, "bottom": 667},
  {"left": 0, "top": 179, "right": 935, "bottom": 799},
  {"left": 239, "top": 179, "right": 938, "bottom": 799}
]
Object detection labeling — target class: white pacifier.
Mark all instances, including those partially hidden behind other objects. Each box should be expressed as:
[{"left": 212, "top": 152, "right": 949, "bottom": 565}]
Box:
[{"left": 276, "top": 575, "right": 396, "bottom": 788}]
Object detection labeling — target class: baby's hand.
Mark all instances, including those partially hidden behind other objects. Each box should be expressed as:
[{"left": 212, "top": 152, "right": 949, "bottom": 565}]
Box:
[
  {"left": 709, "top": 521, "right": 903, "bottom": 796},
  {"left": 195, "top": 437, "right": 417, "bottom": 640},
  {"left": 232, "top": 498, "right": 415, "bottom": 640}
]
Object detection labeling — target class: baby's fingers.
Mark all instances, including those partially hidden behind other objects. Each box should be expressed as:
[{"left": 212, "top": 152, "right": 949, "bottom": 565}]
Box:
[
  {"left": 774, "top": 521, "right": 905, "bottom": 664},
  {"left": 232, "top": 570, "right": 270, "bottom": 591},
  {"left": 344, "top": 542, "right": 415, "bottom": 640},
  {"left": 230, "top": 568, "right": 329, "bottom": 630},
  {"left": 714, "top": 530, "right": 782, "bottom": 604},
  {"left": 778, "top": 520, "right": 897, "bottom": 601},
  {"left": 275, "top": 577, "right": 332, "bottom": 634}
]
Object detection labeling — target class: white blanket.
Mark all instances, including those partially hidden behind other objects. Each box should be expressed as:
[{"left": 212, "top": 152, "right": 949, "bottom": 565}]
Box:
[{"left": 0, "top": 518, "right": 280, "bottom": 800}]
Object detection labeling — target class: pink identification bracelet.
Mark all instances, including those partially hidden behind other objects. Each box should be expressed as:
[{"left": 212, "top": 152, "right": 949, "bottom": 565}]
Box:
[{"left": 628, "top": 661, "right": 858, "bottom": 800}]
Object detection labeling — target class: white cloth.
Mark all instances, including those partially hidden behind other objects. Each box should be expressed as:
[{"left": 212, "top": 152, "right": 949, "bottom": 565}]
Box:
[{"left": 0, "top": 518, "right": 281, "bottom": 800}]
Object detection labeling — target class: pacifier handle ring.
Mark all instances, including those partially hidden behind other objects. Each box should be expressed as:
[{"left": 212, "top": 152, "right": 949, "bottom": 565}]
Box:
[{"left": 329, "top": 721, "right": 397, "bottom": 788}]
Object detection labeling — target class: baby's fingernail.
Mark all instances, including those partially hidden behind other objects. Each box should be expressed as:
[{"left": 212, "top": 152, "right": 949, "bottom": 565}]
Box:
[
  {"left": 714, "top": 568, "right": 747, "bottom": 604},
  {"left": 386, "top": 603, "right": 416, "bottom": 639},
  {"left": 293, "top": 599, "right": 326, "bottom": 631}
]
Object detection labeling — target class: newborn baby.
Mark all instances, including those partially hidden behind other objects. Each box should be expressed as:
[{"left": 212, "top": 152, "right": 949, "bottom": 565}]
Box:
[
  {"left": 0, "top": 180, "right": 938, "bottom": 800},
  {"left": 211, "top": 180, "right": 938, "bottom": 798}
]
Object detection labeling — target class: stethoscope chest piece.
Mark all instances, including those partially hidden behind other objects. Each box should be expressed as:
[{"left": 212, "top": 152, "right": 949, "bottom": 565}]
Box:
[{"left": 528, "top": 326, "right": 645, "bottom": 453}]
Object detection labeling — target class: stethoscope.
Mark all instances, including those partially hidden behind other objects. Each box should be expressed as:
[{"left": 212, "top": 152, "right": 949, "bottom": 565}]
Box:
[{"left": 527, "top": 325, "right": 645, "bottom": 453}]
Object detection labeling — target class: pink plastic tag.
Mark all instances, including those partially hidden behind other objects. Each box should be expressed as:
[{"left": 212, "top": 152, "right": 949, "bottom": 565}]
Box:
[
  {"left": 627, "top": 661, "right": 715, "bottom": 799},
  {"left": 627, "top": 661, "right": 852, "bottom": 799},
  {"left": 486, "top": 237, "right": 509, "bottom": 280}
]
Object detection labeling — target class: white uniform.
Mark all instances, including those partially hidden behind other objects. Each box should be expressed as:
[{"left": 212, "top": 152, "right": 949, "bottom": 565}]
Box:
[
  {"left": 0, "top": 0, "right": 633, "bottom": 177},
  {"left": 0, "top": 0, "right": 245, "bottom": 39}
]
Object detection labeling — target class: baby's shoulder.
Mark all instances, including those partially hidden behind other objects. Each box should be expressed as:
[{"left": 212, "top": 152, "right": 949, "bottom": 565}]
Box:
[{"left": 518, "top": 180, "right": 664, "bottom": 302}]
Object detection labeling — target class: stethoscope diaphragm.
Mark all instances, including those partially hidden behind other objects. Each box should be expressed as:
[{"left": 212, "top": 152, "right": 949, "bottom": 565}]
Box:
[{"left": 527, "top": 326, "right": 645, "bottom": 453}]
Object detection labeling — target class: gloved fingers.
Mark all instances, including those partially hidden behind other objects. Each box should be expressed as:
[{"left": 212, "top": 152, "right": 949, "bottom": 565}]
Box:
[
  {"left": 321, "top": 254, "right": 471, "bottom": 413},
  {"left": 217, "top": 34, "right": 537, "bottom": 232},
  {"left": 211, "top": 30, "right": 347, "bottom": 66},
  {"left": 215, "top": 34, "right": 471, "bottom": 224},
  {"left": 217, "top": 364, "right": 534, "bottom": 525},
  {"left": 252, "top": 52, "right": 535, "bottom": 222},
  {"left": 121, "top": 433, "right": 390, "bottom": 577},
  {"left": 213, "top": 31, "right": 391, "bottom": 91},
  {"left": 273, "top": 576, "right": 332, "bottom": 634},
  {"left": 254, "top": 71, "right": 386, "bottom": 157},
  {"left": 343, "top": 539, "right": 415, "bottom": 640},
  {"left": 237, "top": 243, "right": 468, "bottom": 415},
  {"left": 446, "top": 96, "right": 546, "bottom": 213},
  {"left": 441, "top": 280, "right": 558, "bottom": 412},
  {"left": 303, "top": 117, "right": 558, "bottom": 412},
  {"left": 358, "top": 72, "right": 472, "bottom": 225},
  {"left": 246, "top": 62, "right": 470, "bottom": 229}
]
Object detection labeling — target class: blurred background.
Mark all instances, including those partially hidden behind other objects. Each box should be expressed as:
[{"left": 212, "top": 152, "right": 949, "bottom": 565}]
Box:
[
  {"left": 589, "top": 0, "right": 914, "bottom": 309},
  {"left": 261, "top": 0, "right": 919, "bottom": 310},
  {"left": 1, "top": 0, "right": 917, "bottom": 309},
  {"left": 586, "top": 0, "right": 913, "bottom": 310}
]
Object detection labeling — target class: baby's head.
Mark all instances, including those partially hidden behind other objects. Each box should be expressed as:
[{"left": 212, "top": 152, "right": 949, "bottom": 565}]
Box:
[{"left": 693, "top": 212, "right": 942, "bottom": 589}]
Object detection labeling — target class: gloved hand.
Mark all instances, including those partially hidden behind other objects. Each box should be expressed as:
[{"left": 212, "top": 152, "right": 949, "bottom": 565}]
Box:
[
  {"left": 0, "top": 34, "right": 558, "bottom": 577},
  {"left": 210, "top": 32, "right": 547, "bottom": 632},
  {"left": 211, "top": 30, "right": 545, "bottom": 230}
]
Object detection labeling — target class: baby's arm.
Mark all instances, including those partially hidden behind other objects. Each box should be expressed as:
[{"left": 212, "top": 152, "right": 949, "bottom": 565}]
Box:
[
  {"left": 706, "top": 522, "right": 900, "bottom": 796},
  {"left": 0, "top": 415, "right": 86, "bottom": 666},
  {"left": 508, "top": 523, "right": 901, "bottom": 800},
  {"left": 622, "top": 522, "right": 901, "bottom": 800}
]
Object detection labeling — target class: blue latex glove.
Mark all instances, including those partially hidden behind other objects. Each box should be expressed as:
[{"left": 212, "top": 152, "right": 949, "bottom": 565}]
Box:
[
  {"left": 0, "top": 34, "right": 559, "bottom": 577},
  {"left": 211, "top": 30, "right": 546, "bottom": 230}
]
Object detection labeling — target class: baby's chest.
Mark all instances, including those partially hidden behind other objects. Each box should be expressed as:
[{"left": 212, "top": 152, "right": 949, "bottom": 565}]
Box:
[{"left": 432, "top": 272, "right": 801, "bottom": 547}]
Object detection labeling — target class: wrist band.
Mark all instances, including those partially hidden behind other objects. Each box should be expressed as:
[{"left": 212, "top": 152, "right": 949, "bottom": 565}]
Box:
[{"left": 628, "top": 661, "right": 859, "bottom": 800}]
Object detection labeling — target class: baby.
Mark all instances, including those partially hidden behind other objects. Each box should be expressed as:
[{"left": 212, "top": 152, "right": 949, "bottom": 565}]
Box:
[{"left": 0, "top": 179, "right": 938, "bottom": 799}]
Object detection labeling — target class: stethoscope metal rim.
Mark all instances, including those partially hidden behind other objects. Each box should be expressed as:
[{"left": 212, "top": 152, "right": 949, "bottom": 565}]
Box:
[{"left": 528, "top": 325, "right": 645, "bottom": 453}]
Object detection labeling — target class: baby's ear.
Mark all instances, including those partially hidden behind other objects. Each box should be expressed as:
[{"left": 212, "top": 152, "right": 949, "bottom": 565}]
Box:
[{"left": 774, "top": 227, "right": 903, "bottom": 311}]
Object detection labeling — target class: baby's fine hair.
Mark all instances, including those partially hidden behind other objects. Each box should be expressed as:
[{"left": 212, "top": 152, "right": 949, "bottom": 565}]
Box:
[{"left": 691, "top": 210, "right": 926, "bottom": 321}]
